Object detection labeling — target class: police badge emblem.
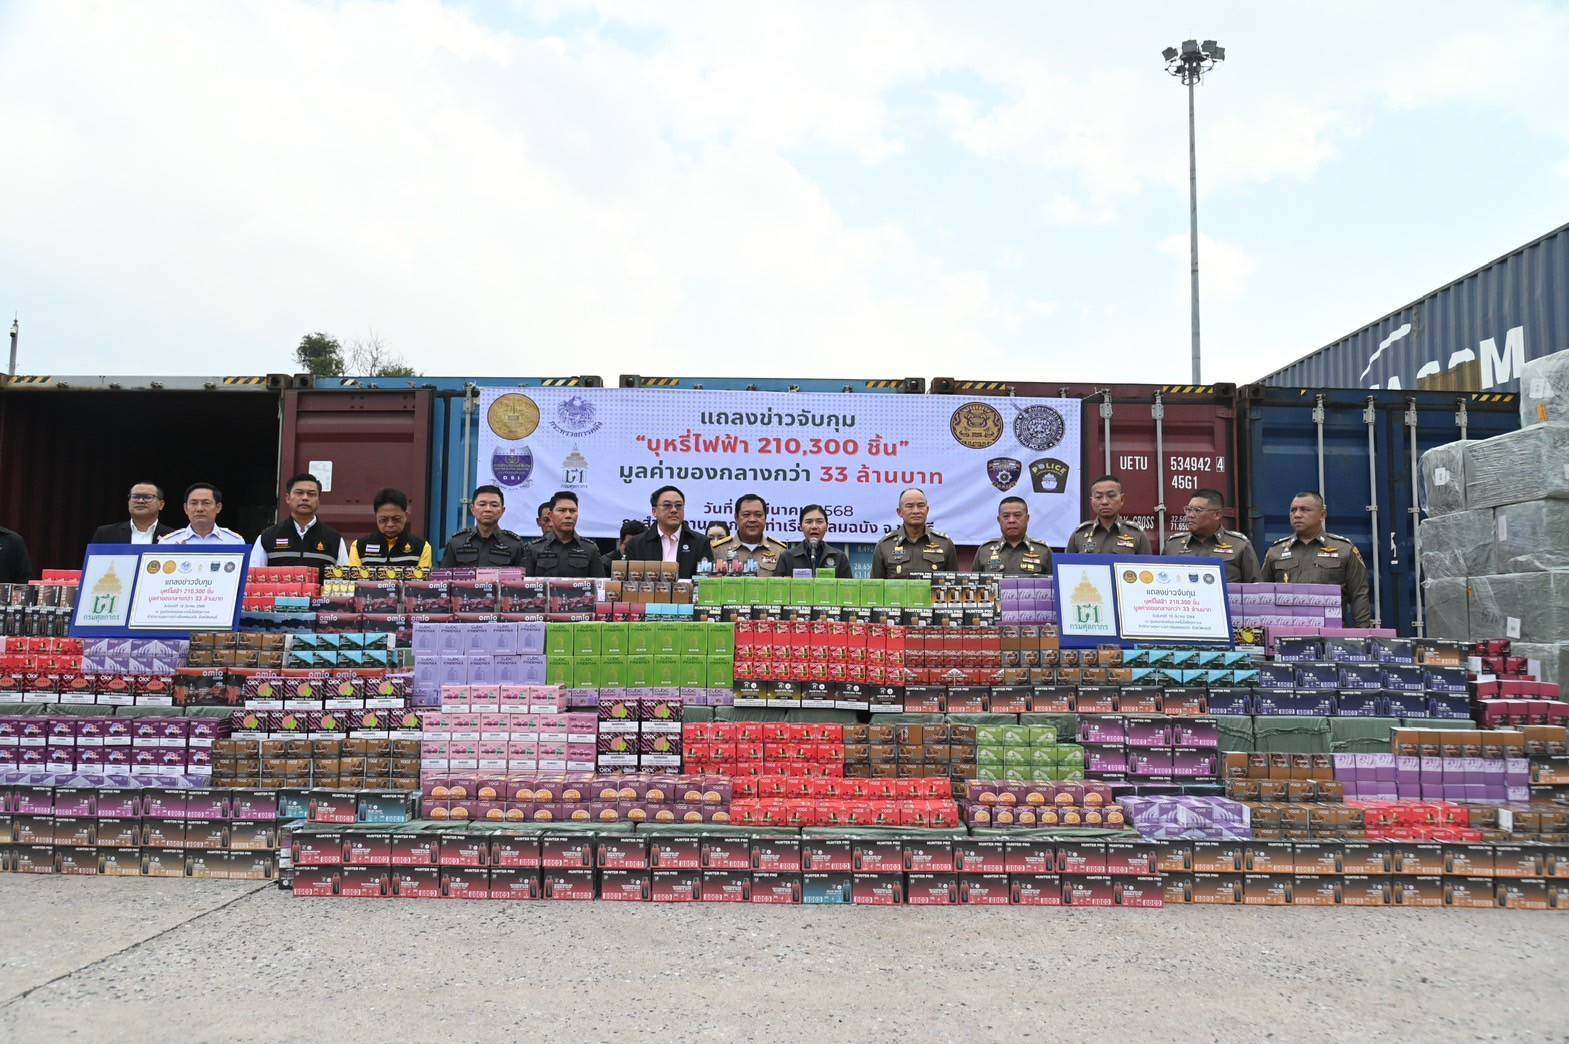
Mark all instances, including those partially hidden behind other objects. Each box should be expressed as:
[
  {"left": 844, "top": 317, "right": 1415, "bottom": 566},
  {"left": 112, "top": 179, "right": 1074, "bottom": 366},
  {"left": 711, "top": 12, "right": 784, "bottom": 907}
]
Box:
[{"left": 986, "top": 457, "right": 1022, "bottom": 491}]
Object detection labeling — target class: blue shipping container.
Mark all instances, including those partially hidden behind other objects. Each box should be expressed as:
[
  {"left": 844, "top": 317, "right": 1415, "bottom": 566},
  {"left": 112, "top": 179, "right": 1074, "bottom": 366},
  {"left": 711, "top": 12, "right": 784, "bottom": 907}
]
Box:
[
  {"left": 1256, "top": 223, "right": 1568, "bottom": 393},
  {"left": 1239, "top": 387, "right": 1520, "bottom": 635}
]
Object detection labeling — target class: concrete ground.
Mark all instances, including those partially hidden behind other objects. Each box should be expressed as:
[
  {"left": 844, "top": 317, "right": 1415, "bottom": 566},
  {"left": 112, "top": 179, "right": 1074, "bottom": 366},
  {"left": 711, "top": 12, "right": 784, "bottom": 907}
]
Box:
[{"left": 0, "top": 876, "right": 1564, "bottom": 1042}]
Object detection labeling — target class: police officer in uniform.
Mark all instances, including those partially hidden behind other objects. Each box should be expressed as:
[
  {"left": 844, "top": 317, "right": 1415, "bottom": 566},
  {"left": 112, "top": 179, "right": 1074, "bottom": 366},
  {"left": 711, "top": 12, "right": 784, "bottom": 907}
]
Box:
[
  {"left": 870, "top": 487, "right": 959, "bottom": 578},
  {"left": 1164, "top": 487, "right": 1260, "bottom": 583},
  {"left": 1261, "top": 491, "right": 1373, "bottom": 627},
  {"left": 349, "top": 487, "right": 432, "bottom": 569},
  {"left": 524, "top": 491, "right": 608, "bottom": 578},
  {"left": 709, "top": 493, "right": 789, "bottom": 576},
  {"left": 439, "top": 484, "right": 527, "bottom": 567},
  {"left": 1070, "top": 475, "right": 1152, "bottom": 555},
  {"left": 250, "top": 472, "right": 350, "bottom": 573},
  {"left": 781, "top": 503, "right": 852, "bottom": 577},
  {"left": 974, "top": 496, "right": 1053, "bottom": 576}
]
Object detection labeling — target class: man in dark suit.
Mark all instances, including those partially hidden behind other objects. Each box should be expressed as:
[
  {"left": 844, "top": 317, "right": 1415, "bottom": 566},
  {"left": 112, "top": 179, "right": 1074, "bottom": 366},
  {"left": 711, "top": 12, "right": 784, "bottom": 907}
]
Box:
[
  {"left": 91, "top": 482, "right": 175, "bottom": 545},
  {"left": 621, "top": 485, "right": 713, "bottom": 578}
]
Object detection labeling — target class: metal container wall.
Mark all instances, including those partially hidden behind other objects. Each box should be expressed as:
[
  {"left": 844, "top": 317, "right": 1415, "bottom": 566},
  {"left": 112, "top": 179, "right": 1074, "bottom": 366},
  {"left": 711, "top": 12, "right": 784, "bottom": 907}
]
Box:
[
  {"left": 1256, "top": 223, "right": 1569, "bottom": 393},
  {"left": 620, "top": 376, "right": 923, "bottom": 393},
  {"left": 932, "top": 381, "right": 1239, "bottom": 552},
  {"left": 1239, "top": 387, "right": 1521, "bottom": 634}
]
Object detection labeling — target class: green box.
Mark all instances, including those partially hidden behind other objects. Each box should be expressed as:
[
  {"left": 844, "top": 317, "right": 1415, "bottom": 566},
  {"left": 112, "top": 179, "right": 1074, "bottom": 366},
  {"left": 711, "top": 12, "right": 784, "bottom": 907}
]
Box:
[
  {"left": 706, "top": 623, "right": 735, "bottom": 659},
  {"left": 904, "top": 579, "right": 933, "bottom": 607},
  {"left": 1002, "top": 747, "right": 1030, "bottom": 767},
  {"left": 625, "top": 627, "right": 653, "bottom": 657},
  {"left": 679, "top": 660, "right": 708, "bottom": 688},
  {"left": 1027, "top": 725, "right": 1058, "bottom": 746},
  {"left": 647, "top": 623, "right": 679, "bottom": 657},
  {"left": 1029, "top": 747, "right": 1056, "bottom": 768},
  {"left": 706, "top": 658, "right": 734, "bottom": 689},
  {"left": 1053, "top": 745, "right": 1085, "bottom": 769},
  {"left": 860, "top": 579, "right": 886, "bottom": 607},
  {"left": 1001, "top": 768, "right": 1030, "bottom": 783},
  {"left": 975, "top": 745, "right": 1005, "bottom": 767},
  {"left": 976, "top": 766, "right": 1003, "bottom": 782},
  {"left": 545, "top": 626, "right": 572, "bottom": 657},
  {"left": 624, "top": 655, "right": 652, "bottom": 688},
  {"left": 572, "top": 622, "right": 602, "bottom": 658},
  {"left": 650, "top": 655, "right": 681, "bottom": 688},
  {"left": 600, "top": 622, "right": 629, "bottom": 659},
  {"left": 997, "top": 724, "right": 1029, "bottom": 747},
  {"left": 812, "top": 578, "right": 838, "bottom": 606},
  {"left": 677, "top": 623, "right": 708, "bottom": 658},
  {"left": 975, "top": 725, "right": 1009, "bottom": 746},
  {"left": 1028, "top": 767, "right": 1055, "bottom": 782},
  {"left": 696, "top": 578, "right": 721, "bottom": 606},
  {"left": 546, "top": 659, "right": 573, "bottom": 688},
  {"left": 743, "top": 577, "right": 766, "bottom": 606},
  {"left": 1055, "top": 766, "right": 1085, "bottom": 782},
  {"left": 571, "top": 659, "right": 600, "bottom": 689},
  {"left": 597, "top": 660, "right": 626, "bottom": 689},
  {"left": 766, "top": 579, "right": 789, "bottom": 606}
]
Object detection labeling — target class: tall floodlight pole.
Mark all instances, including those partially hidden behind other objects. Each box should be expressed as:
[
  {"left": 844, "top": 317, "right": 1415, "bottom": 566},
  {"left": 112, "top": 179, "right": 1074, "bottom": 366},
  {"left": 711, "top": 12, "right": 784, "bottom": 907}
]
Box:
[{"left": 1162, "top": 39, "right": 1224, "bottom": 384}]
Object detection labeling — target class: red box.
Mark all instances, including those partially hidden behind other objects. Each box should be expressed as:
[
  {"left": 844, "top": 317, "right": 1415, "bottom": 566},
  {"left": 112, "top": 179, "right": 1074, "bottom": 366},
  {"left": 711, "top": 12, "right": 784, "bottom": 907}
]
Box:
[
  {"left": 1114, "top": 876, "right": 1165, "bottom": 908},
  {"left": 392, "top": 867, "right": 442, "bottom": 898},
  {"left": 1010, "top": 874, "right": 1064, "bottom": 906},
  {"left": 292, "top": 867, "right": 338, "bottom": 897},
  {"left": 749, "top": 873, "right": 802, "bottom": 904},
  {"left": 701, "top": 871, "right": 751, "bottom": 902},
  {"left": 488, "top": 868, "right": 541, "bottom": 899},
  {"left": 599, "top": 870, "right": 652, "bottom": 901},
  {"left": 651, "top": 869, "right": 700, "bottom": 902},
  {"left": 338, "top": 867, "right": 390, "bottom": 898},
  {"left": 1063, "top": 875, "right": 1116, "bottom": 907},
  {"left": 542, "top": 868, "right": 595, "bottom": 900},
  {"left": 959, "top": 874, "right": 1011, "bottom": 905},
  {"left": 852, "top": 873, "right": 903, "bottom": 905}
]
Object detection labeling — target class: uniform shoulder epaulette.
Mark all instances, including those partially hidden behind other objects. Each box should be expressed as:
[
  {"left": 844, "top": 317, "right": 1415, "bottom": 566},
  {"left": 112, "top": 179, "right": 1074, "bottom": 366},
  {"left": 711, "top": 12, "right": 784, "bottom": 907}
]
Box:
[
  {"left": 499, "top": 529, "right": 522, "bottom": 541},
  {"left": 451, "top": 527, "right": 475, "bottom": 539},
  {"left": 1073, "top": 520, "right": 1095, "bottom": 531},
  {"left": 711, "top": 535, "right": 734, "bottom": 549},
  {"left": 763, "top": 536, "right": 788, "bottom": 550},
  {"left": 1168, "top": 532, "right": 1189, "bottom": 545},
  {"left": 1223, "top": 529, "right": 1248, "bottom": 539},
  {"left": 876, "top": 530, "right": 900, "bottom": 543},
  {"left": 1270, "top": 534, "right": 1293, "bottom": 546},
  {"left": 930, "top": 529, "right": 951, "bottom": 541},
  {"left": 1325, "top": 532, "right": 1353, "bottom": 543},
  {"left": 526, "top": 535, "right": 549, "bottom": 546}
]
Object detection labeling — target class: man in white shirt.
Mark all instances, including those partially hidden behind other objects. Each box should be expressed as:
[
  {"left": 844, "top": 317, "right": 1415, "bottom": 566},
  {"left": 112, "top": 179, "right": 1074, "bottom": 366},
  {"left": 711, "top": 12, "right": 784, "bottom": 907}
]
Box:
[
  {"left": 90, "top": 483, "right": 174, "bottom": 545},
  {"left": 159, "top": 483, "right": 248, "bottom": 545}
]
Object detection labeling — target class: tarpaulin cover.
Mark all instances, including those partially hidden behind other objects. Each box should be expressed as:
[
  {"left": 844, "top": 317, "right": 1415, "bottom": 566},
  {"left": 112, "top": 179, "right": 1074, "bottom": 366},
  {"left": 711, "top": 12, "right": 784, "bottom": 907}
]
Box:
[
  {"left": 1493, "top": 500, "right": 1569, "bottom": 572},
  {"left": 1420, "top": 439, "right": 1472, "bottom": 516},
  {"left": 1251, "top": 716, "right": 1331, "bottom": 754},
  {"left": 1521, "top": 347, "right": 1569, "bottom": 427},
  {"left": 1510, "top": 641, "right": 1569, "bottom": 688},
  {"left": 1468, "top": 569, "right": 1569, "bottom": 643}
]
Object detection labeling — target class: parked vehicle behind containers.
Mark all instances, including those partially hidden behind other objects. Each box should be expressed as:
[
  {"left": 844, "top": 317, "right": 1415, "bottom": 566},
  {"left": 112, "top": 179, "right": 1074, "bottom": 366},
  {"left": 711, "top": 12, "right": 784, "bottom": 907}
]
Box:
[
  {"left": 930, "top": 380, "right": 1239, "bottom": 562},
  {"left": 1238, "top": 386, "right": 1520, "bottom": 635},
  {"left": 1256, "top": 223, "right": 1569, "bottom": 394}
]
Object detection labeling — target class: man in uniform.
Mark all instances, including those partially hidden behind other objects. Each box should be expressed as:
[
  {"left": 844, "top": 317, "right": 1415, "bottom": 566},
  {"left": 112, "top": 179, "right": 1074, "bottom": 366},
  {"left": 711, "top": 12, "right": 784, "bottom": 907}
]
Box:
[
  {"left": 974, "top": 496, "right": 1053, "bottom": 576},
  {"left": 91, "top": 482, "right": 174, "bottom": 544},
  {"left": 870, "top": 488, "right": 959, "bottom": 578},
  {"left": 349, "top": 488, "right": 433, "bottom": 569},
  {"left": 0, "top": 525, "right": 32, "bottom": 584},
  {"left": 621, "top": 485, "right": 713, "bottom": 578},
  {"left": 709, "top": 493, "right": 789, "bottom": 575},
  {"left": 614, "top": 520, "right": 646, "bottom": 562},
  {"left": 781, "top": 504, "right": 852, "bottom": 577},
  {"left": 439, "top": 485, "right": 527, "bottom": 567},
  {"left": 1164, "top": 488, "right": 1260, "bottom": 583},
  {"left": 1261, "top": 491, "right": 1373, "bottom": 627},
  {"left": 251, "top": 473, "right": 350, "bottom": 573},
  {"left": 160, "top": 483, "right": 247, "bottom": 545},
  {"left": 536, "top": 501, "right": 553, "bottom": 539},
  {"left": 1070, "top": 475, "right": 1151, "bottom": 555},
  {"left": 525, "top": 491, "right": 608, "bottom": 578}
]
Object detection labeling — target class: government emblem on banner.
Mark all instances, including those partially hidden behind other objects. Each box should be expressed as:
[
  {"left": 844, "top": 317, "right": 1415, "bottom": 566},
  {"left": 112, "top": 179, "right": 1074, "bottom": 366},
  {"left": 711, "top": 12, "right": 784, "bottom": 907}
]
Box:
[{"left": 986, "top": 457, "right": 1021, "bottom": 491}]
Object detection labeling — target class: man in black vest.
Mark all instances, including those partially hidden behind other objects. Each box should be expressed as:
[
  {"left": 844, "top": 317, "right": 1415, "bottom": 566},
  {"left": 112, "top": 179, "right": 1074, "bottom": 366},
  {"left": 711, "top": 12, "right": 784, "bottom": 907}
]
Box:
[
  {"left": 525, "top": 491, "right": 608, "bottom": 578},
  {"left": 439, "top": 485, "right": 527, "bottom": 567},
  {"left": 349, "top": 487, "right": 433, "bottom": 569},
  {"left": 250, "top": 472, "right": 349, "bottom": 574}
]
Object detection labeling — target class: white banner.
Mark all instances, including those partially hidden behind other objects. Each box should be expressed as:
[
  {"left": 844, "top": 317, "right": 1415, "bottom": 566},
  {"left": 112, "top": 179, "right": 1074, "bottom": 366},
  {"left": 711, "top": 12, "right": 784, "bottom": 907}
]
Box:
[{"left": 475, "top": 387, "right": 1082, "bottom": 545}]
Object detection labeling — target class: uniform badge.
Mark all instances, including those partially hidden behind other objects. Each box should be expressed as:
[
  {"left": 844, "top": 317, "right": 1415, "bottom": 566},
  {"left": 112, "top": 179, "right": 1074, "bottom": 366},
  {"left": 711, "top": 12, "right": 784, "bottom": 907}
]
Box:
[
  {"left": 402, "top": 543, "right": 411, "bottom": 552},
  {"left": 986, "top": 457, "right": 1022, "bottom": 491},
  {"left": 315, "top": 542, "right": 325, "bottom": 551}
]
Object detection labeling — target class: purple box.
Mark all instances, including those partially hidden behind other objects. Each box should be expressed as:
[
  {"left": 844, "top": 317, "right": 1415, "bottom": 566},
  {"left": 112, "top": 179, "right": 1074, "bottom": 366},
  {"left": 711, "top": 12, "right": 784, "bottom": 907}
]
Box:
[
  {"left": 1078, "top": 717, "right": 1126, "bottom": 745},
  {"left": 1124, "top": 718, "right": 1171, "bottom": 748},
  {"left": 1128, "top": 749, "right": 1173, "bottom": 776},
  {"left": 517, "top": 624, "right": 546, "bottom": 655},
  {"left": 1084, "top": 746, "right": 1127, "bottom": 775}
]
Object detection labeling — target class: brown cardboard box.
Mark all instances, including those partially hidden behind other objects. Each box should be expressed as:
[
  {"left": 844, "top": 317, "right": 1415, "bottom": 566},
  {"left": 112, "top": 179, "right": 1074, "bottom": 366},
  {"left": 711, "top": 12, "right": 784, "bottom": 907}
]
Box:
[
  {"left": 1292, "top": 875, "right": 1341, "bottom": 906},
  {"left": 1392, "top": 875, "right": 1444, "bottom": 907},
  {"left": 1443, "top": 877, "right": 1496, "bottom": 908}
]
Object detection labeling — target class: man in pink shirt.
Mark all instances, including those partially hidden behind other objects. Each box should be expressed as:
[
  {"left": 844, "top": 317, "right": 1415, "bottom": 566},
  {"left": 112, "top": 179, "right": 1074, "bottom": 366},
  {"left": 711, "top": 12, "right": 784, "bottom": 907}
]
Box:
[{"left": 621, "top": 484, "right": 714, "bottom": 578}]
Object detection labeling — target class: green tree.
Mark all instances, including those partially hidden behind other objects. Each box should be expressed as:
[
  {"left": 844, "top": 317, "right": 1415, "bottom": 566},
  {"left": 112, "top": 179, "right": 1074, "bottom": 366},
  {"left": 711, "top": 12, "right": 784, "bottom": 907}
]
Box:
[{"left": 296, "top": 332, "right": 344, "bottom": 376}]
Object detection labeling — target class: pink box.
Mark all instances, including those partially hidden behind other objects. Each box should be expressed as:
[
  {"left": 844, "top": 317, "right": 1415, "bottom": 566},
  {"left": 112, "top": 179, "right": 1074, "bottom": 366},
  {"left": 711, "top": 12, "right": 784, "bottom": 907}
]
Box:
[
  {"left": 469, "top": 685, "right": 501, "bottom": 712},
  {"left": 506, "top": 741, "right": 538, "bottom": 758},
  {"left": 441, "top": 685, "right": 471, "bottom": 708},
  {"left": 498, "top": 686, "right": 529, "bottom": 712}
]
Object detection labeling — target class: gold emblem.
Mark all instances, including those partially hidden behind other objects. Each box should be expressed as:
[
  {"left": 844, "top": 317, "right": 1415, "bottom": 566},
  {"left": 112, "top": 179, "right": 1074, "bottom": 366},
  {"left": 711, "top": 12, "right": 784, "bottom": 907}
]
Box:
[
  {"left": 949, "top": 402, "right": 1003, "bottom": 449},
  {"left": 488, "top": 393, "right": 541, "bottom": 440}
]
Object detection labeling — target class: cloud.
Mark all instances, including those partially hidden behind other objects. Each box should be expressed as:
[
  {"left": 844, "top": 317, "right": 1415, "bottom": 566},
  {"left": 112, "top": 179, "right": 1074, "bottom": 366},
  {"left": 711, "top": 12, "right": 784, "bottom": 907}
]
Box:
[
  {"left": 1158, "top": 233, "right": 1257, "bottom": 306},
  {"left": 1041, "top": 193, "right": 1119, "bottom": 226}
]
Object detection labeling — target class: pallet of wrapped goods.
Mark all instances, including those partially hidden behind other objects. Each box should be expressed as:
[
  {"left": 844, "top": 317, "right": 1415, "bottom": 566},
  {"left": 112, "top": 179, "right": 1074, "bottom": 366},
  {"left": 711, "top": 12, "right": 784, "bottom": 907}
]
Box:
[
  {"left": 1419, "top": 439, "right": 1473, "bottom": 516},
  {"left": 1464, "top": 424, "right": 1569, "bottom": 509},
  {"left": 1417, "top": 509, "right": 1496, "bottom": 580},
  {"left": 1520, "top": 347, "right": 1569, "bottom": 427},
  {"left": 1493, "top": 501, "right": 1569, "bottom": 572},
  {"left": 1423, "top": 577, "right": 1471, "bottom": 642},
  {"left": 1468, "top": 570, "right": 1569, "bottom": 644}
]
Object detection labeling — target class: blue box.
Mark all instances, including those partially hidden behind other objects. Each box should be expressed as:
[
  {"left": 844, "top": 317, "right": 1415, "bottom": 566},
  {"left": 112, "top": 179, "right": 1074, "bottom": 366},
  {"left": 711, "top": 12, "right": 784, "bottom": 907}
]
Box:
[
  {"left": 1385, "top": 692, "right": 1431, "bottom": 718},
  {"left": 1274, "top": 637, "right": 1322, "bottom": 662},
  {"left": 1382, "top": 665, "right": 1426, "bottom": 692},
  {"left": 1258, "top": 663, "right": 1297, "bottom": 690},
  {"left": 1335, "top": 691, "right": 1386, "bottom": 717},
  {"left": 1423, "top": 667, "right": 1469, "bottom": 694},
  {"left": 1371, "top": 638, "right": 1416, "bottom": 665},
  {"left": 802, "top": 872, "right": 852, "bottom": 904},
  {"left": 1294, "top": 663, "right": 1341, "bottom": 691},
  {"left": 1426, "top": 695, "right": 1473, "bottom": 720},
  {"left": 1337, "top": 664, "right": 1384, "bottom": 690},
  {"left": 1256, "top": 691, "right": 1336, "bottom": 716},
  {"left": 1323, "top": 637, "right": 1370, "bottom": 662},
  {"left": 1204, "top": 689, "right": 1253, "bottom": 715}
]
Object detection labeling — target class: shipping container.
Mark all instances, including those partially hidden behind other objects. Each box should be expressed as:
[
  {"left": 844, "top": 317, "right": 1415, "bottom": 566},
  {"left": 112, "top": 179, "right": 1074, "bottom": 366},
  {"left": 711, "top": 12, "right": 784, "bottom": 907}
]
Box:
[
  {"left": 931, "top": 381, "right": 1239, "bottom": 557},
  {"left": 1256, "top": 223, "right": 1569, "bottom": 393},
  {"left": 1238, "top": 387, "right": 1520, "bottom": 634}
]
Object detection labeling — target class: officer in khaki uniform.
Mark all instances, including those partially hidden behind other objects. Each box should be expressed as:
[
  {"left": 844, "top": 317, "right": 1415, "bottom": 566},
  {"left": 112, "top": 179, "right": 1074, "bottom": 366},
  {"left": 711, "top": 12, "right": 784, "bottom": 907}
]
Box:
[
  {"left": 870, "top": 487, "right": 959, "bottom": 578},
  {"left": 1261, "top": 491, "right": 1373, "bottom": 626},
  {"left": 1164, "top": 488, "right": 1260, "bottom": 583},
  {"left": 1070, "top": 475, "right": 1151, "bottom": 555},
  {"left": 710, "top": 493, "right": 790, "bottom": 576},
  {"left": 974, "top": 496, "right": 1053, "bottom": 576}
]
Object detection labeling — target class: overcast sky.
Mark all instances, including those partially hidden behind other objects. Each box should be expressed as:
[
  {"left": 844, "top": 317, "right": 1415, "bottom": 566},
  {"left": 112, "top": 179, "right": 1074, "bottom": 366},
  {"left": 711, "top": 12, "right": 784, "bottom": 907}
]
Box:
[{"left": 2, "top": 1, "right": 1566, "bottom": 385}]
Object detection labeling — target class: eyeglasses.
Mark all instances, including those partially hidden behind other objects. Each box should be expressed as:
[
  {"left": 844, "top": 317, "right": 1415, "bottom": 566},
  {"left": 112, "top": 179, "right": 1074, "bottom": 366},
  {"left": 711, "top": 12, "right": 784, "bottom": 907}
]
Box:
[
  {"left": 129, "top": 494, "right": 160, "bottom": 501},
  {"left": 657, "top": 501, "right": 684, "bottom": 510},
  {"left": 1183, "top": 506, "right": 1219, "bottom": 515}
]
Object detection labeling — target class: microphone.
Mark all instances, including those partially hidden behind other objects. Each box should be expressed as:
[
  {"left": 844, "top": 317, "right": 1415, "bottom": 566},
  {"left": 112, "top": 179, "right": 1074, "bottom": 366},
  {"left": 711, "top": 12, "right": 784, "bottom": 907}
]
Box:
[{"left": 807, "top": 537, "right": 821, "bottom": 566}]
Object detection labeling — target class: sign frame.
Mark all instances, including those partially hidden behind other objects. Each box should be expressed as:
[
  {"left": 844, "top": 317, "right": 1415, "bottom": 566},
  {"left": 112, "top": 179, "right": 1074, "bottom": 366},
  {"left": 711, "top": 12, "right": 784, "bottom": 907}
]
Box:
[
  {"left": 69, "top": 544, "right": 250, "bottom": 638},
  {"left": 1051, "top": 553, "right": 1233, "bottom": 648}
]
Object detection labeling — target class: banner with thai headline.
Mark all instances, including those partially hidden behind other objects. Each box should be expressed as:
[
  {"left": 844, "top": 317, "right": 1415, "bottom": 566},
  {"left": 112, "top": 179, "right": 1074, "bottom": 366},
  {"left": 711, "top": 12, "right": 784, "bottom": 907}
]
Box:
[{"left": 475, "top": 387, "right": 1082, "bottom": 545}]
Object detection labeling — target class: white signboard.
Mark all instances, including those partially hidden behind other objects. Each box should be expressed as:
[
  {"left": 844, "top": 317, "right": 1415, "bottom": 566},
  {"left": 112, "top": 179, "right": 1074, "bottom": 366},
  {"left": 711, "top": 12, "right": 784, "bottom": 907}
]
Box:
[
  {"left": 1113, "top": 560, "right": 1231, "bottom": 642},
  {"left": 475, "top": 387, "right": 1082, "bottom": 545},
  {"left": 1054, "top": 560, "right": 1119, "bottom": 640},
  {"left": 127, "top": 551, "right": 248, "bottom": 631}
]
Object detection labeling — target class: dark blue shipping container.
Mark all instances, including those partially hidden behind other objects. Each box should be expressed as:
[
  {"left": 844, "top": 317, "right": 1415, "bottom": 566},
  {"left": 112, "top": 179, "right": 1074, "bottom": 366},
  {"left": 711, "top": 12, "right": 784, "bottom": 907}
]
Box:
[
  {"left": 1256, "top": 223, "right": 1568, "bottom": 394},
  {"left": 1239, "top": 387, "right": 1520, "bottom": 635}
]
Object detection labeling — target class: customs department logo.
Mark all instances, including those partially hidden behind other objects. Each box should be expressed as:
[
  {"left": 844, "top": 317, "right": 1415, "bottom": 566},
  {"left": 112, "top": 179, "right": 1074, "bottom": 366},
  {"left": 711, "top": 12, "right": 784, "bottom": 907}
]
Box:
[
  {"left": 986, "top": 457, "right": 1021, "bottom": 491},
  {"left": 1014, "top": 404, "right": 1066, "bottom": 450},
  {"left": 551, "top": 396, "right": 602, "bottom": 437},
  {"left": 1029, "top": 457, "right": 1070, "bottom": 494},
  {"left": 1122, "top": 570, "right": 1138, "bottom": 583},
  {"left": 492, "top": 445, "right": 535, "bottom": 487},
  {"left": 950, "top": 402, "right": 1003, "bottom": 449},
  {"left": 487, "top": 394, "right": 540, "bottom": 440},
  {"left": 562, "top": 447, "right": 588, "bottom": 488}
]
